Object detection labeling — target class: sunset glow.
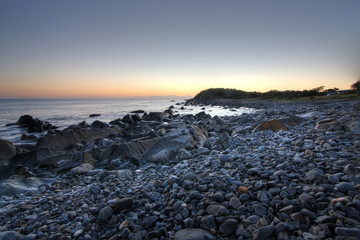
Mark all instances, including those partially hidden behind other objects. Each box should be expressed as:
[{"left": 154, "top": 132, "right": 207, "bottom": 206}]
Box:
[{"left": 0, "top": 1, "right": 359, "bottom": 98}]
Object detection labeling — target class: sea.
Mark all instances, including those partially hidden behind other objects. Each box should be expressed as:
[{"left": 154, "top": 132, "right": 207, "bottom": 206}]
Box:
[{"left": 0, "top": 98, "right": 256, "bottom": 144}]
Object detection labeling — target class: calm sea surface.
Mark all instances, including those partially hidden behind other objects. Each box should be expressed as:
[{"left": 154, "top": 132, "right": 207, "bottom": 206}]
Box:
[{"left": 0, "top": 98, "right": 255, "bottom": 143}]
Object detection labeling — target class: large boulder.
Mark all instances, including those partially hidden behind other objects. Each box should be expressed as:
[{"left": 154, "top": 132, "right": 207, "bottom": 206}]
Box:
[
  {"left": 17, "top": 115, "right": 56, "bottom": 133},
  {"left": 0, "top": 139, "right": 16, "bottom": 166},
  {"left": 109, "top": 137, "right": 159, "bottom": 165},
  {"left": 139, "top": 127, "right": 205, "bottom": 164},
  {"left": 37, "top": 127, "right": 121, "bottom": 150},
  {"left": 253, "top": 119, "right": 289, "bottom": 132}
]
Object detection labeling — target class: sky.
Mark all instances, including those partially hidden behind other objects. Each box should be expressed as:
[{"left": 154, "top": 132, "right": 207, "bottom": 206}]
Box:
[{"left": 0, "top": 1, "right": 359, "bottom": 98}]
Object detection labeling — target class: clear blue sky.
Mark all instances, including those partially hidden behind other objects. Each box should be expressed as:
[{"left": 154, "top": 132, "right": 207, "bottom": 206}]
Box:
[{"left": 0, "top": 0, "right": 359, "bottom": 98}]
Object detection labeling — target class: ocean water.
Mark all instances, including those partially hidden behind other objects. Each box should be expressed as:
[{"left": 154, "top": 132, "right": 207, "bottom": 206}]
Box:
[{"left": 0, "top": 98, "right": 256, "bottom": 143}]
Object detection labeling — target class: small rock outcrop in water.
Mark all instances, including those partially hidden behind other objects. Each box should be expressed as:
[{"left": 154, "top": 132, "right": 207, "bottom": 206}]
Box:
[
  {"left": 0, "top": 99, "right": 359, "bottom": 239},
  {"left": 16, "top": 114, "right": 57, "bottom": 133}
]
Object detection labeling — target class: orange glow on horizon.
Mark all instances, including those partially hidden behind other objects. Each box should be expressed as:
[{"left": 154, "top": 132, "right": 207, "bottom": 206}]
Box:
[{"left": 0, "top": 74, "right": 355, "bottom": 99}]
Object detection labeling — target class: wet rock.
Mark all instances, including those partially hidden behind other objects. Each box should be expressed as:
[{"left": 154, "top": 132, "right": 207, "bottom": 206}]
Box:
[
  {"left": 89, "top": 114, "right": 101, "bottom": 117},
  {"left": 174, "top": 228, "right": 215, "bottom": 240},
  {"left": 0, "top": 139, "right": 16, "bottom": 166},
  {"left": 17, "top": 115, "right": 57, "bottom": 133},
  {"left": 144, "top": 112, "right": 169, "bottom": 121},
  {"left": 37, "top": 127, "right": 121, "bottom": 150}
]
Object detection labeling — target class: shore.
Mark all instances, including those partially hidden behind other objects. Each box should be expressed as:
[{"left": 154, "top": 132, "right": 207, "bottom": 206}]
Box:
[{"left": 0, "top": 98, "right": 359, "bottom": 240}]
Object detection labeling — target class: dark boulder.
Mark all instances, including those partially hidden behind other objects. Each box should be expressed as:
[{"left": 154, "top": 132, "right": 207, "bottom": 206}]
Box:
[
  {"left": 89, "top": 114, "right": 101, "bottom": 117},
  {"left": 16, "top": 115, "right": 57, "bottom": 133},
  {"left": 143, "top": 112, "right": 169, "bottom": 122},
  {"left": 91, "top": 120, "right": 110, "bottom": 129},
  {"left": 0, "top": 139, "right": 16, "bottom": 166},
  {"left": 37, "top": 127, "right": 121, "bottom": 150}
]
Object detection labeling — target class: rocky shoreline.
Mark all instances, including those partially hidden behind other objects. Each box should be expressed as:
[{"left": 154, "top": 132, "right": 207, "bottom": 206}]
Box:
[{"left": 0, "top": 99, "right": 360, "bottom": 240}]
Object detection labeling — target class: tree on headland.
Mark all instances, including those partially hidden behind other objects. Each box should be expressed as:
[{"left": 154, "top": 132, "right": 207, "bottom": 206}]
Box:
[{"left": 351, "top": 80, "right": 360, "bottom": 93}]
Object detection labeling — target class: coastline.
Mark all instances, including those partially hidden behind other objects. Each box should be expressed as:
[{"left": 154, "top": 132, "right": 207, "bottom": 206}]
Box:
[{"left": 0, "top": 99, "right": 359, "bottom": 239}]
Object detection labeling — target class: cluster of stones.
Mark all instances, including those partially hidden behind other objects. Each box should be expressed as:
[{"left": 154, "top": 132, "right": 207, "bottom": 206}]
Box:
[{"left": 0, "top": 99, "right": 359, "bottom": 240}]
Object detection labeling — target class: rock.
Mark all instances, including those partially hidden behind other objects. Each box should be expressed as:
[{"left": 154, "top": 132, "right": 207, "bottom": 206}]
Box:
[
  {"left": 212, "top": 192, "right": 224, "bottom": 202},
  {"left": 336, "top": 182, "right": 354, "bottom": 193},
  {"left": 178, "top": 148, "right": 193, "bottom": 160},
  {"left": 110, "top": 138, "right": 159, "bottom": 164},
  {"left": 91, "top": 120, "right": 110, "bottom": 128},
  {"left": 344, "top": 164, "right": 358, "bottom": 175},
  {"left": 253, "top": 119, "right": 289, "bottom": 132},
  {"left": 335, "top": 227, "right": 360, "bottom": 238},
  {"left": 315, "top": 118, "right": 342, "bottom": 130},
  {"left": 69, "top": 163, "right": 94, "bottom": 175},
  {"left": 17, "top": 115, "right": 34, "bottom": 125},
  {"left": 122, "top": 114, "right": 141, "bottom": 124},
  {"left": 139, "top": 128, "right": 196, "bottom": 164},
  {"left": 130, "top": 110, "right": 145, "bottom": 114},
  {"left": 0, "top": 175, "right": 55, "bottom": 196},
  {"left": 150, "top": 149, "right": 176, "bottom": 163},
  {"left": 56, "top": 152, "right": 96, "bottom": 172},
  {"left": 17, "top": 115, "right": 56, "bottom": 132},
  {"left": 37, "top": 127, "right": 121, "bottom": 150},
  {"left": 98, "top": 206, "right": 113, "bottom": 222},
  {"left": 0, "top": 139, "right": 16, "bottom": 166},
  {"left": 229, "top": 196, "right": 241, "bottom": 209},
  {"left": 113, "top": 197, "right": 133, "bottom": 213},
  {"left": 252, "top": 225, "right": 274, "bottom": 240},
  {"left": 174, "top": 228, "right": 215, "bottom": 240},
  {"left": 218, "top": 132, "right": 235, "bottom": 150},
  {"left": 0, "top": 231, "right": 24, "bottom": 240},
  {"left": 145, "top": 216, "right": 158, "bottom": 228},
  {"left": 306, "top": 169, "right": 323, "bottom": 181},
  {"left": 89, "top": 114, "right": 101, "bottom": 117},
  {"left": 206, "top": 204, "right": 229, "bottom": 216},
  {"left": 20, "top": 134, "right": 37, "bottom": 140},
  {"left": 220, "top": 219, "right": 238, "bottom": 235},
  {"left": 144, "top": 112, "right": 169, "bottom": 121},
  {"left": 345, "top": 118, "right": 360, "bottom": 134}
]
